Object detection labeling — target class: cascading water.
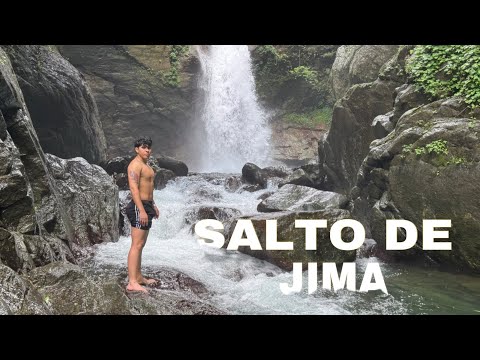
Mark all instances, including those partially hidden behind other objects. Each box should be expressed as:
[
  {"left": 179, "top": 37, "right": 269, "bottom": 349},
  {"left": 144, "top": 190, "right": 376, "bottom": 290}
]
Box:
[
  {"left": 91, "top": 176, "right": 480, "bottom": 314},
  {"left": 193, "top": 45, "right": 273, "bottom": 173},
  {"left": 91, "top": 175, "right": 413, "bottom": 314}
]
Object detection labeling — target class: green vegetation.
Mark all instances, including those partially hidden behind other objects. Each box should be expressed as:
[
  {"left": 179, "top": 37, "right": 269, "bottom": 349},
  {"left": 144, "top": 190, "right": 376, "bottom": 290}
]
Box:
[
  {"left": 252, "top": 45, "right": 338, "bottom": 113},
  {"left": 401, "top": 140, "right": 467, "bottom": 165},
  {"left": 402, "top": 144, "right": 414, "bottom": 154},
  {"left": 425, "top": 140, "right": 448, "bottom": 156},
  {"left": 284, "top": 107, "right": 333, "bottom": 128},
  {"left": 449, "top": 156, "right": 466, "bottom": 165},
  {"left": 468, "top": 119, "right": 475, "bottom": 129},
  {"left": 289, "top": 66, "right": 320, "bottom": 87},
  {"left": 406, "top": 45, "right": 480, "bottom": 108},
  {"left": 164, "top": 45, "right": 190, "bottom": 87},
  {"left": 415, "top": 147, "right": 427, "bottom": 156}
]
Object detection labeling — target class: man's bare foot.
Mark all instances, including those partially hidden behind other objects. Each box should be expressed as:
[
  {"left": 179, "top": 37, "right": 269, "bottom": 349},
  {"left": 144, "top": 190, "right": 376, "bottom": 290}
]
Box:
[
  {"left": 138, "top": 277, "right": 158, "bottom": 286},
  {"left": 126, "top": 282, "right": 148, "bottom": 293}
]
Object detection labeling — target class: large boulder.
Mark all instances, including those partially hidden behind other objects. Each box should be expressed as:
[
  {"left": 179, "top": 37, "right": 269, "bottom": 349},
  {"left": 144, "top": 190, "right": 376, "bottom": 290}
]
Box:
[
  {"left": 101, "top": 156, "right": 133, "bottom": 176},
  {"left": 278, "top": 168, "right": 315, "bottom": 188},
  {"left": 1, "top": 45, "right": 107, "bottom": 164},
  {"left": 391, "top": 84, "right": 430, "bottom": 125},
  {"left": 271, "top": 121, "right": 328, "bottom": 166},
  {"left": 156, "top": 155, "right": 188, "bottom": 176},
  {"left": 242, "top": 163, "right": 293, "bottom": 189},
  {"left": 258, "top": 184, "right": 348, "bottom": 212},
  {"left": 225, "top": 210, "right": 356, "bottom": 271},
  {"left": 100, "top": 155, "right": 133, "bottom": 190},
  {"left": 319, "top": 46, "right": 411, "bottom": 195},
  {"left": 45, "top": 154, "right": 119, "bottom": 247},
  {"left": 242, "top": 163, "right": 267, "bottom": 187},
  {"left": 184, "top": 206, "right": 242, "bottom": 225},
  {"left": 354, "top": 97, "right": 480, "bottom": 273},
  {"left": 28, "top": 261, "right": 131, "bottom": 315},
  {"left": 0, "top": 264, "right": 51, "bottom": 314},
  {"left": 0, "top": 228, "right": 73, "bottom": 273},
  {"left": 27, "top": 262, "right": 223, "bottom": 315},
  {"left": 154, "top": 168, "right": 176, "bottom": 190},
  {"left": 56, "top": 45, "right": 199, "bottom": 160},
  {"left": 0, "top": 47, "right": 75, "bottom": 246},
  {"left": 330, "top": 45, "right": 400, "bottom": 100}
]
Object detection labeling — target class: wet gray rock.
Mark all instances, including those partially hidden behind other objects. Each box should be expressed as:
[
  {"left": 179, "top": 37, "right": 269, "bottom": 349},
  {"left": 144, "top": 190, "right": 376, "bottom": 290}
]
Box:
[
  {"left": 226, "top": 210, "right": 356, "bottom": 271},
  {"left": 0, "top": 228, "right": 73, "bottom": 273},
  {"left": 1, "top": 47, "right": 75, "bottom": 253},
  {"left": 372, "top": 111, "right": 395, "bottom": 139},
  {"left": 258, "top": 184, "right": 348, "bottom": 212},
  {"left": 45, "top": 154, "right": 119, "bottom": 247},
  {"left": 157, "top": 155, "right": 188, "bottom": 176},
  {"left": 242, "top": 163, "right": 294, "bottom": 189},
  {"left": 27, "top": 262, "right": 224, "bottom": 315},
  {"left": 354, "top": 97, "right": 480, "bottom": 272},
  {"left": 320, "top": 46, "right": 410, "bottom": 195},
  {"left": 185, "top": 206, "right": 242, "bottom": 233},
  {"left": 257, "top": 191, "right": 274, "bottom": 201},
  {"left": 330, "top": 45, "right": 400, "bottom": 100},
  {"left": 278, "top": 168, "right": 315, "bottom": 188},
  {"left": 240, "top": 184, "right": 264, "bottom": 193},
  {"left": 242, "top": 163, "right": 267, "bottom": 187},
  {"left": 391, "top": 84, "right": 430, "bottom": 125},
  {"left": 28, "top": 261, "right": 133, "bottom": 315},
  {"left": 154, "top": 168, "right": 176, "bottom": 190},
  {"left": 0, "top": 264, "right": 51, "bottom": 314},
  {"left": 56, "top": 45, "right": 199, "bottom": 159},
  {"left": 1, "top": 45, "right": 107, "bottom": 164},
  {"left": 101, "top": 156, "right": 132, "bottom": 175},
  {"left": 261, "top": 166, "right": 291, "bottom": 179}
]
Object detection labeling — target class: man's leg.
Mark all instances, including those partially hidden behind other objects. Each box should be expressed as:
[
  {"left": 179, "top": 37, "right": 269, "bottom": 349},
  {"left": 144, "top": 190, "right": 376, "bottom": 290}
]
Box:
[
  {"left": 126, "top": 227, "right": 148, "bottom": 293},
  {"left": 136, "top": 230, "right": 158, "bottom": 286}
]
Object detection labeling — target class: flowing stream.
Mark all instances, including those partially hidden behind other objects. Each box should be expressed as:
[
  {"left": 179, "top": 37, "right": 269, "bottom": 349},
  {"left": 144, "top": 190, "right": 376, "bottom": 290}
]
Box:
[{"left": 92, "top": 174, "right": 480, "bottom": 314}]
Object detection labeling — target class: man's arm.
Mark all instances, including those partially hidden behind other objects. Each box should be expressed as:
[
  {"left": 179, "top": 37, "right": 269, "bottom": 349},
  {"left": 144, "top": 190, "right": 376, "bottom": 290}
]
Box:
[
  {"left": 127, "top": 162, "right": 148, "bottom": 226},
  {"left": 152, "top": 199, "right": 159, "bottom": 219}
]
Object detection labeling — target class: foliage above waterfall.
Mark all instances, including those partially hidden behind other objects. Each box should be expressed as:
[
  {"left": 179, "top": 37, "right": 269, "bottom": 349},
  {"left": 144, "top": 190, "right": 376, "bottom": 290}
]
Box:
[
  {"left": 406, "top": 45, "right": 480, "bottom": 108},
  {"left": 251, "top": 45, "right": 339, "bottom": 112}
]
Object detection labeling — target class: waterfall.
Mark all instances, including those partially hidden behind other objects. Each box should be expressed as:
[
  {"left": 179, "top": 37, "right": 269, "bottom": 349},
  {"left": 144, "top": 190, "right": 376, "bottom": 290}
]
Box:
[{"left": 193, "top": 45, "right": 273, "bottom": 173}]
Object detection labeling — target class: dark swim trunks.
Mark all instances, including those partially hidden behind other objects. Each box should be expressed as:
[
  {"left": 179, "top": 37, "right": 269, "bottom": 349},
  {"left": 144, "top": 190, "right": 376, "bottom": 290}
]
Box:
[{"left": 125, "top": 200, "right": 156, "bottom": 230}]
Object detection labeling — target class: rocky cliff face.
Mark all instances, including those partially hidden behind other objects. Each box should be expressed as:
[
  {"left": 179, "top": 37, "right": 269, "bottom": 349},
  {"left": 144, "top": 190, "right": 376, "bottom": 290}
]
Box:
[
  {"left": 56, "top": 45, "right": 200, "bottom": 160},
  {"left": 1, "top": 48, "right": 119, "bottom": 274},
  {"left": 46, "top": 154, "right": 119, "bottom": 247},
  {"left": 1, "top": 45, "right": 107, "bottom": 165},
  {"left": 271, "top": 121, "right": 327, "bottom": 166},
  {"left": 0, "top": 47, "right": 75, "bottom": 272},
  {"left": 353, "top": 97, "right": 480, "bottom": 272},
  {"left": 319, "top": 46, "right": 407, "bottom": 195},
  {"left": 330, "top": 45, "right": 400, "bottom": 100},
  {"left": 317, "top": 44, "right": 480, "bottom": 273}
]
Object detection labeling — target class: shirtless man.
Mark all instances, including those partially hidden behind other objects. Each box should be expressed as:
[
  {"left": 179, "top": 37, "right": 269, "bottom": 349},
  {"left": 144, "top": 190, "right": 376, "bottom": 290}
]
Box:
[{"left": 125, "top": 136, "right": 160, "bottom": 293}]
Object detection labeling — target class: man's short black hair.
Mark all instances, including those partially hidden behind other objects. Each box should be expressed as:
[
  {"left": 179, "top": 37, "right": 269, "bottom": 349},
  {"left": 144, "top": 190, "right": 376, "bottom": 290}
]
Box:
[{"left": 134, "top": 136, "right": 152, "bottom": 148}]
